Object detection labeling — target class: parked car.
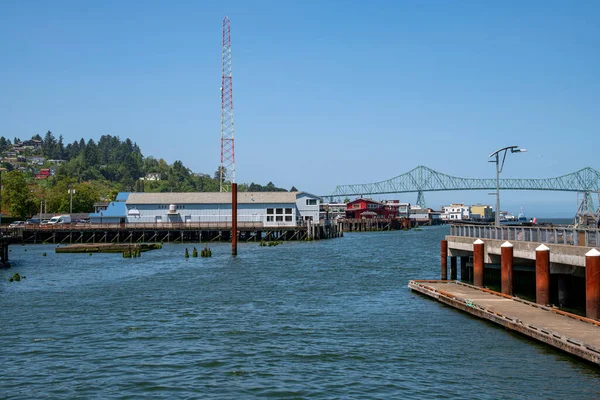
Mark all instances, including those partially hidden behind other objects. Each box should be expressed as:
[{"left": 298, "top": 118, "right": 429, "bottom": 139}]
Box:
[
  {"left": 9, "top": 221, "right": 25, "bottom": 228},
  {"left": 26, "top": 218, "right": 41, "bottom": 225}
]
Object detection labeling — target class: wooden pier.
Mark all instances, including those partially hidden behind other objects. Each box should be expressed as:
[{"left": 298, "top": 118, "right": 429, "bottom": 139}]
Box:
[
  {"left": 2, "top": 221, "right": 342, "bottom": 245},
  {"left": 409, "top": 280, "right": 600, "bottom": 366}
]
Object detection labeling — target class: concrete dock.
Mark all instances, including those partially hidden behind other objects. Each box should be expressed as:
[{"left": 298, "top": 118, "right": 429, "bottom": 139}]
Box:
[{"left": 408, "top": 280, "right": 600, "bottom": 366}]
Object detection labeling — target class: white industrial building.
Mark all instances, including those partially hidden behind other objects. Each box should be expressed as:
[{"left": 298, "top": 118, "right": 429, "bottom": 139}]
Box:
[
  {"left": 90, "top": 191, "right": 322, "bottom": 227},
  {"left": 440, "top": 203, "right": 470, "bottom": 221}
]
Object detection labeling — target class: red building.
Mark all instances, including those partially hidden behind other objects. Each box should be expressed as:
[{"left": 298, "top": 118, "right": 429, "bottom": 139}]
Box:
[
  {"left": 35, "top": 168, "right": 51, "bottom": 180},
  {"left": 345, "top": 198, "right": 397, "bottom": 219}
]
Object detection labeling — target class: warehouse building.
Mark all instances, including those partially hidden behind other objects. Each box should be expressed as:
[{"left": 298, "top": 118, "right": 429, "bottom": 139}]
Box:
[{"left": 89, "top": 191, "right": 322, "bottom": 227}]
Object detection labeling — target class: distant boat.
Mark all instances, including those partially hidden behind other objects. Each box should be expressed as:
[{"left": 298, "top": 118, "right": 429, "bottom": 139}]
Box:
[{"left": 517, "top": 207, "right": 527, "bottom": 222}]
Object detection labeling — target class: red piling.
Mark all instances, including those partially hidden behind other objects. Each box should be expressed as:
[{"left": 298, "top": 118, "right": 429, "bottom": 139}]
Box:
[
  {"left": 232, "top": 183, "right": 238, "bottom": 256},
  {"left": 501, "top": 241, "right": 514, "bottom": 296},
  {"left": 535, "top": 244, "right": 550, "bottom": 305},
  {"left": 441, "top": 240, "right": 448, "bottom": 280},
  {"left": 473, "top": 239, "right": 484, "bottom": 287},
  {"left": 585, "top": 248, "right": 600, "bottom": 320}
]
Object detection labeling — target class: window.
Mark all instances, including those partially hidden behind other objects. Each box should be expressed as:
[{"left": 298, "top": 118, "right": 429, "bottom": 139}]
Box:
[
  {"left": 276, "top": 216, "right": 283, "bottom": 222},
  {"left": 285, "top": 215, "right": 292, "bottom": 222},
  {"left": 267, "top": 216, "right": 274, "bottom": 222},
  {"left": 285, "top": 208, "right": 292, "bottom": 214},
  {"left": 306, "top": 199, "right": 317, "bottom": 206},
  {"left": 276, "top": 208, "right": 283, "bottom": 214},
  {"left": 267, "top": 208, "right": 274, "bottom": 215}
]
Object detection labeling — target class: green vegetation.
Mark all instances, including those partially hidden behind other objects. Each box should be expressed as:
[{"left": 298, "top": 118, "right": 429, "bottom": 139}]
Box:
[{"left": 0, "top": 132, "right": 293, "bottom": 218}]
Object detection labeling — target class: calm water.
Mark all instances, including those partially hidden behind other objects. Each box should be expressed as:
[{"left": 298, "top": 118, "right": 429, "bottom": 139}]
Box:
[{"left": 1, "top": 226, "right": 599, "bottom": 399}]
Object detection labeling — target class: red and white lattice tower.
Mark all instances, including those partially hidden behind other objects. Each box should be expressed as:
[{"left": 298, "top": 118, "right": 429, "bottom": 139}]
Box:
[{"left": 219, "top": 16, "right": 235, "bottom": 192}]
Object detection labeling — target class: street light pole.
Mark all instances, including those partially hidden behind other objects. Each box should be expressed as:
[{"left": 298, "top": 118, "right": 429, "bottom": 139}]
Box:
[
  {"left": 489, "top": 146, "right": 527, "bottom": 226},
  {"left": 69, "top": 188, "right": 75, "bottom": 215}
]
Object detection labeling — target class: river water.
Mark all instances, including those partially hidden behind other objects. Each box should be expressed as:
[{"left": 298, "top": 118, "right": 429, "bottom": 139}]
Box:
[{"left": 1, "top": 226, "right": 599, "bottom": 399}]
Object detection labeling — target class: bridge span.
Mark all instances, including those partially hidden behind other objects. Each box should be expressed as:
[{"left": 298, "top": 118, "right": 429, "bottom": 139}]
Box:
[{"left": 325, "top": 166, "right": 600, "bottom": 209}]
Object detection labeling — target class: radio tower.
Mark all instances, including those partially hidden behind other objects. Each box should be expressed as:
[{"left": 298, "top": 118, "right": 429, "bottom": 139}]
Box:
[{"left": 220, "top": 16, "right": 235, "bottom": 192}]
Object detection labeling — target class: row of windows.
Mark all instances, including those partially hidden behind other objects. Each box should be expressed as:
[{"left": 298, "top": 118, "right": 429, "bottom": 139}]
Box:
[
  {"left": 158, "top": 205, "right": 187, "bottom": 209},
  {"left": 266, "top": 215, "right": 293, "bottom": 222},
  {"left": 267, "top": 208, "right": 293, "bottom": 215}
]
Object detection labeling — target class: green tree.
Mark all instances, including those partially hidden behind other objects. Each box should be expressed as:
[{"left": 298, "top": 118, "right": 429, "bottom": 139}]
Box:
[
  {"left": 0, "top": 137, "right": 9, "bottom": 152},
  {"left": 2, "top": 171, "right": 36, "bottom": 218},
  {"left": 46, "top": 179, "right": 75, "bottom": 213},
  {"left": 71, "top": 183, "right": 100, "bottom": 213},
  {"left": 42, "top": 131, "right": 57, "bottom": 158}
]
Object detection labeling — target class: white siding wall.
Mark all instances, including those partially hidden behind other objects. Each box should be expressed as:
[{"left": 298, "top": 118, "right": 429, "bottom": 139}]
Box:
[
  {"left": 296, "top": 194, "right": 320, "bottom": 222},
  {"left": 125, "top": 203, "right": 297, "bottom": 227}
]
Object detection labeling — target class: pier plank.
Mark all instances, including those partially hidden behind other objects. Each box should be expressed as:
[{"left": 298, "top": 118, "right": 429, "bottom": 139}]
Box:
[{"left": 409, "top": 280, "right": 600, "bottom": 365}]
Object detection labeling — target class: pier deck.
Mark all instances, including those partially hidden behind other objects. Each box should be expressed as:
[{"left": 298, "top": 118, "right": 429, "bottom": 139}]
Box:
[{"left": 408, "top": 280, "right": 600, "bottom": 366}]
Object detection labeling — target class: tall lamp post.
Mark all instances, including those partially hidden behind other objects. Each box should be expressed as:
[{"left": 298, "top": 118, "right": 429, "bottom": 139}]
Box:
[{"left": 489, "top": 146, "right": 527, "bottom": 226}]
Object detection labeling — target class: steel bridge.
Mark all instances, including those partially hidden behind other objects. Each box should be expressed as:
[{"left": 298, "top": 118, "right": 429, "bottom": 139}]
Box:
[{"left": 325, "top": 166, "right": 600, "bottom": 210}]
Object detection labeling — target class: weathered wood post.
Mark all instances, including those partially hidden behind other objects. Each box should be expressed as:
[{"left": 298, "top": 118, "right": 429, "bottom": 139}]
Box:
[
  {"left": 232, "top": 183, "right": 238, "bottom": 256},
  {"left": 501, "top": 241, "right": 514, "bottom": 296},
  {"left": 585, "top": 248, "right": 600, "bottom": 320},
  {"left": 473, "top": 239, "right": 484, "bottom": 287},
  {"left": 535, "top": 244, "right": 550, "bottom": 305},
  {"left": 441, "top": 240, "right": 448, "bottom": 280}
]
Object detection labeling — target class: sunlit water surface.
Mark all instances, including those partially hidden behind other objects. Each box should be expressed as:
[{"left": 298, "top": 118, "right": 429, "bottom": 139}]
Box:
[{"left": 1, "top": 226, "right": 599, "bottom": 399}]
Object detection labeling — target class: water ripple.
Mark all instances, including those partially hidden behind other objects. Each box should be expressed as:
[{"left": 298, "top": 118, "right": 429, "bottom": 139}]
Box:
[{"left": 1, "top": 228, "right": 599, "bottom": 398}]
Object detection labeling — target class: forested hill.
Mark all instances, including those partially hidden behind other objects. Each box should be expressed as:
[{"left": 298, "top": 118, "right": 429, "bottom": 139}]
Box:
[{"left": 0, "top": 131, "right": 294, "bottom": 218}]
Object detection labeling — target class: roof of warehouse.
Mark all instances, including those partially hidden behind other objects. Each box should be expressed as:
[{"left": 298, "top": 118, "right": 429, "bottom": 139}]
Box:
[{"left": 125, "top": 192, "right": 297, "bottom": 205}]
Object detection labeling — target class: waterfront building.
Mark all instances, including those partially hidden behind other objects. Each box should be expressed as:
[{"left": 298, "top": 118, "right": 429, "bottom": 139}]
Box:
[
  {"left": 345, "top": 198, "right": 396, "bottom": 219},
  {"left": 88, "top": 191, "right": 322, "bottom": 227},
  {"left": 383, "top": 200, "right": 410, "bottom": 218},
  {"left": 320, "top": 203, "right": 346, "bottom": 220},
  {"left": 409, "top": 206, "right": 442, "bottom": 225},
  {"left": 470, "top": 204, "right": 493, "bottom": 221},
  {"left": 295, "top": 192, "right": 321, "bottom": 222},
  {"left": 441, "top": 203, "right": 470, "bottom": 221}
]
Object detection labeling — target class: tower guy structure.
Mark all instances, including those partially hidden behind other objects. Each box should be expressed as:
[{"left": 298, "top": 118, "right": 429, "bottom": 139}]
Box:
[{"left": 220, "top": 16, "right": 235, "bottom": 192}]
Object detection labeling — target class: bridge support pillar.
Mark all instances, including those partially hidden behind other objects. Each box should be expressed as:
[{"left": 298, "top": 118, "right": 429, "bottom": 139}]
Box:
[
  {"left": 536, "top": 244, "right": 550, "bottom": 305},
  {"left": 473, "top": 239, "right": 484, "bottom": 287},
  {"left": 440, "top": 240, "right": 447, "bottom": 280},
  {"left": 585, "top": 249, "right": 600, "bottom": 320},
  {"left": 450, "top": 256, "right": 457, "bottom": 280},
  {"left": 460, "top": 256, "right": 469, "bottom": 282},
  {"left": 501, "top": 241, "right": 514, "bottom": 296}
]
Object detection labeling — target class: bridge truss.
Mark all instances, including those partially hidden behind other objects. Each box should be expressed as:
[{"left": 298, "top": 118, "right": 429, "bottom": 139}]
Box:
[{"left": 325, "top": 166, "right": 600, "bottom": 222}]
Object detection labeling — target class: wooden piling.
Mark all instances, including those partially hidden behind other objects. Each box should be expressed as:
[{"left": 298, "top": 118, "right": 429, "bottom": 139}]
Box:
[
  {"left": 585, "top": 248, "right": 600, "bottom": 320},
  {"left": 441, "top": 240, "right": 448, "bottom": 280},
  {"left": 232, "top": 183, "right": 238, "bottom": 256},
  {"left": 501, "top": 241, "right": 514, "bottom": 296},
  {"left": 473, "top": 239, "right": 484, "bottom": 287},
  {"left": 536, "top": 244, "right": 550, "bottom": 305}
]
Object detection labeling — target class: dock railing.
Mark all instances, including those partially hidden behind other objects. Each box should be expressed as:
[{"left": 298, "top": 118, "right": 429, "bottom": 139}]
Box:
[{"left": 450, "top": 224, "right": 600, "bottom": 248}]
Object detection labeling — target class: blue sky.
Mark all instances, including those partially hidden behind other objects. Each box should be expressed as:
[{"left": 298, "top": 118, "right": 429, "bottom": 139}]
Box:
[{"left": 1, "top": 0, "right": 598, "bottom": 216}]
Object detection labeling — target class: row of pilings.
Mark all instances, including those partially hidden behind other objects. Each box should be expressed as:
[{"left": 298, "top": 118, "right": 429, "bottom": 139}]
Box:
[
  {"left": 341, "top": 218, "right": 412, "bottom": 232},
  {"left": 441, "top": 239, "right": 600, "bottom": 321}
]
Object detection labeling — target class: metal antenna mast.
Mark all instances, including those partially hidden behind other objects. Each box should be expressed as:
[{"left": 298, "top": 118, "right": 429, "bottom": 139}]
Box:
[{"left": 220, "top": 16, "right": 235, "bottom": 192}]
